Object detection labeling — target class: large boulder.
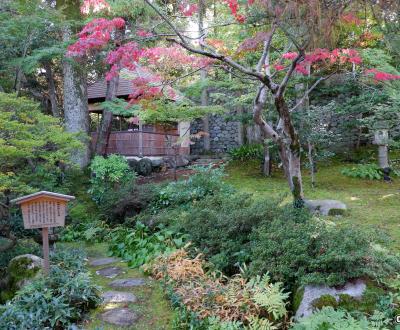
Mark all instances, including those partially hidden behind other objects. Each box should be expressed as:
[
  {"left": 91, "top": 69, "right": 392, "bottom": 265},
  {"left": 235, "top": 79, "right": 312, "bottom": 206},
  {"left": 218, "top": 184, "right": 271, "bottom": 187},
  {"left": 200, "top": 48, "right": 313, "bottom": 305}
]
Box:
[
  {"left": 7, "top": 254, "right": 43, "bottom": 290},
  {"left": 294, "top": 279, "right": 366, "bottom": 319},
  {"left": 304, "top": 199, "right": 347, "bottom": 216}
]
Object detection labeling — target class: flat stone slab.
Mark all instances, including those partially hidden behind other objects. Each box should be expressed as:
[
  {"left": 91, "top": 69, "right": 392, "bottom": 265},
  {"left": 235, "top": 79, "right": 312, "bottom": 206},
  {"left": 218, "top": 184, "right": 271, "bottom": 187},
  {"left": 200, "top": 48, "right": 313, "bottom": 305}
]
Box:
[
  {"left": 89, "top": 257, "right": 119, "bottom": 267},
  {"left": 100, "top": 307, "right": 138, "bottom": 326},
  {"left": 102, "top": 291, "right": 137, "bottom": 304},
  {"left": 295, "top": 279, "right": 366, "bottom": 319},
  {"left": 109, "top": 278, "right": 146, "bottom": 288},
  {"left": 304, "top": 199, "right": 347, "bottom": 216},
  {"left": 96, "top": 266, "right": 123, "bottom": 278}
]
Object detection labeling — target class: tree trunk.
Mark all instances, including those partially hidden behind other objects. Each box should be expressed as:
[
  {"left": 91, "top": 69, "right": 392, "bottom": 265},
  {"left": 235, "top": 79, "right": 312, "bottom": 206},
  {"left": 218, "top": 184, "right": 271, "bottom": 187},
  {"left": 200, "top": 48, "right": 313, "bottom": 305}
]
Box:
[
  {"left": 95, "top": 74, "right": 120, "bottom": 155},
  {"left": 43, "top": 60, "right": 60, "bottom": 117},
  {"left": 308, "top": 141, "right": 316, "bottom": 188},
  {"left": 62, "top": 27, "right": 90, "bottom": 168},
  {"left": 198, "top": 0, "right": 210, "bottom": 152},
  {"left": 58, "top": 0, "right": 90, "bottom": 168}
]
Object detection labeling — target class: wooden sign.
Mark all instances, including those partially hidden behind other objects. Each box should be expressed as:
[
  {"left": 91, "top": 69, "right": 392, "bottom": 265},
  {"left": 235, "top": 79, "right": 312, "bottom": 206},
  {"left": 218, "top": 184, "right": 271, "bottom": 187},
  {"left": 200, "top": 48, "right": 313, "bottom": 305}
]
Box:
[{"left": 11, "top": 191, "right": 75, "bottom": 274}]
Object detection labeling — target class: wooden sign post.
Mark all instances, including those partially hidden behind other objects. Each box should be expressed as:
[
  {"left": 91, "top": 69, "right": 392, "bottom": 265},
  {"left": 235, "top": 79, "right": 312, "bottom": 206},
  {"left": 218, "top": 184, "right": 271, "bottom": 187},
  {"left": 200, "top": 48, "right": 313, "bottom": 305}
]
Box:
[{"left": 11, "top": 191, "right": 75, "bottom": 275}]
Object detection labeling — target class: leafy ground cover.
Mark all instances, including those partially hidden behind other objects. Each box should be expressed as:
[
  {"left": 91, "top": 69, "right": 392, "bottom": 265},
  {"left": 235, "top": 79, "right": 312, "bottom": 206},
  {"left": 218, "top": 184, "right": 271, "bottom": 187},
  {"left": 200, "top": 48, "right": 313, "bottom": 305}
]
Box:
[{"left": 225, "top": 156, "right": 400, "bottom": 250}]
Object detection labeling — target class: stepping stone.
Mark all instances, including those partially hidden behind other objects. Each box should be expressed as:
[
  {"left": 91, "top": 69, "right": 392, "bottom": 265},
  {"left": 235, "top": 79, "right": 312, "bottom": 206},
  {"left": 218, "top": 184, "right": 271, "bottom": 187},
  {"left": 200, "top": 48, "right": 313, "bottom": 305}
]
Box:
[
  {"left": 102, "top": 291, "right": 137, "bottom": 304},
  {"left": 96, "top": 266, "right": 123, "bottom": 278},
  {"left": 109, "top": 278, "right": 146, "bottom": 288},
  {"left": 89, "top": 257, "right": 118, "bottom": 267},
  {"left": 100, "top": 307, "right": 138, "bottom": 326}
]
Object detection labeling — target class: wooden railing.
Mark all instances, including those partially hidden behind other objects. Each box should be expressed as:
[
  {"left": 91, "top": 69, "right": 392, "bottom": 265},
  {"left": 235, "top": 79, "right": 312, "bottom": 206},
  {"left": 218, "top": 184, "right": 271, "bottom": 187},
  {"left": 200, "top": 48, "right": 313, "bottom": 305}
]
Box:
[{"left": 91, "top": 130, "right": 181, "bottom": 156}]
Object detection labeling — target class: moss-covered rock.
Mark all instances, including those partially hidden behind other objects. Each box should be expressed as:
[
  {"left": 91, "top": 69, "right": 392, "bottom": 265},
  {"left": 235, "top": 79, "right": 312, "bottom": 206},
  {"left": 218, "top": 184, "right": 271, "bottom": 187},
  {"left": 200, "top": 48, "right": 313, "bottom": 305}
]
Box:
[
  {"left": 311, "top": 294, "right": 338, "bottom": 310},
  {"left": 0, "top": 254, "right": 43, "bottom": 303},
  {"left": 8, "top": 254, "right": 43, "bottom": 289}
]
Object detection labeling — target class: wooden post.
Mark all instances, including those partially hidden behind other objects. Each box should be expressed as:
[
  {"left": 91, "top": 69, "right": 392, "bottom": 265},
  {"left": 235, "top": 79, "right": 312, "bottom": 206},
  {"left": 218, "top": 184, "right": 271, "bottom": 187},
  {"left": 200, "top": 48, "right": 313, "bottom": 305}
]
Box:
[
  {"left": 139, "top": 121, "right": 143, "bottom": 157},
  {"left": 42, "top": 227, "right": 50, "bottom": 275}
]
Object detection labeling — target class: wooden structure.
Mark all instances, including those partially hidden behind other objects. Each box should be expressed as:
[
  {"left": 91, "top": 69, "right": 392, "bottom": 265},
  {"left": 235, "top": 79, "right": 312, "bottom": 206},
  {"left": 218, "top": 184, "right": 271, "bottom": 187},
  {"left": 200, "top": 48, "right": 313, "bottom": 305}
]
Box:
[
  {"left": 88, "top": 76, "right": 190, "bottom": 156},
  {"left": 11, "top": 191, "right": 75, "bottom": 274}
]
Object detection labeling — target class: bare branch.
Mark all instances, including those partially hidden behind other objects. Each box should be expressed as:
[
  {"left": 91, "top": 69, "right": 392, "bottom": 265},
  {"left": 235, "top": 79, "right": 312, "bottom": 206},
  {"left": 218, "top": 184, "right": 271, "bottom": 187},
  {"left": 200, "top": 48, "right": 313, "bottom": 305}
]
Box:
[
  {"left": 253, "top": 85, "right": 279, "bottom": 141},
  {"left": 256, "top": 24, "right": 276, "bottom": 73},
  {"left": 289, "top": 74, "right": 334, "bottom": 112},
  {"left": 276, "top": 52, "right": 304, "bottom": 98}
]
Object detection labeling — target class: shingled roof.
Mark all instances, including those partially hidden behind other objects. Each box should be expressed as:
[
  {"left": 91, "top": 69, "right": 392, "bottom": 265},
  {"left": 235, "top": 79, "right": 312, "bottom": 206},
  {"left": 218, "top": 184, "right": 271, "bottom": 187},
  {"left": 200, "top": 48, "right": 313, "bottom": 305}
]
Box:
[{"left": 87, "top": 77, "right": 133, "bottom": 101}]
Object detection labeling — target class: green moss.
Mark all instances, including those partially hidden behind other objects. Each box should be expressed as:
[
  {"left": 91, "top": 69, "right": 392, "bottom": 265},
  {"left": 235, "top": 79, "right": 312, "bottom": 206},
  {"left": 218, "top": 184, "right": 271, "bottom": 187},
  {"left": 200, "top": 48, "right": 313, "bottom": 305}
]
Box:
[
  {"left": 312, "top": 294, "right": 338, "bottom": 310},
  {"left": 225, "top": 154, "right": 400, "bottom": 250},
  {"left": 292, "top": 287, "right": 305, "bottom": 312},
  {"left": 337, "top": 282, "right": 386, "bottom": 314},
  {"left": 8, "top": 256, "right": 40, "bottom": 284}
]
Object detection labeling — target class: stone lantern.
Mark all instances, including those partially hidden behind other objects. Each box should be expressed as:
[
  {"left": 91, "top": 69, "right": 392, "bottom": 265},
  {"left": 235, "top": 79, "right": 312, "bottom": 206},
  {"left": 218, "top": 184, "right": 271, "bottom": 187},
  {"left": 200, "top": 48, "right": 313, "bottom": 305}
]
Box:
[{"left": 373, "top": 129, "right": 389, "bottom": 169}]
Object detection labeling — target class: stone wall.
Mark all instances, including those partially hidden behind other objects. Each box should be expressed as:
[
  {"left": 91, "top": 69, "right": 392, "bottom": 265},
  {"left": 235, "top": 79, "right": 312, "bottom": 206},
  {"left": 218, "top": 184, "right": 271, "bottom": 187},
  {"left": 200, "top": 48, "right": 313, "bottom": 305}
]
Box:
[{"left": 190, "top": 114, "right": 242, "bottom": 154}]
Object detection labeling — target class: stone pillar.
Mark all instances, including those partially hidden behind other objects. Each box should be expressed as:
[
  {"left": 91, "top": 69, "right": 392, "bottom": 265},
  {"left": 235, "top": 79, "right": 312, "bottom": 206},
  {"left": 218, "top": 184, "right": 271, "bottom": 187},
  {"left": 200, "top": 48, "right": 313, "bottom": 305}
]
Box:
[
  {"left": 374, "top": 129, "right": 389, "bottom": 169},
  {"left": 179, "top": 121, "right": 191, "bottom": 155}
]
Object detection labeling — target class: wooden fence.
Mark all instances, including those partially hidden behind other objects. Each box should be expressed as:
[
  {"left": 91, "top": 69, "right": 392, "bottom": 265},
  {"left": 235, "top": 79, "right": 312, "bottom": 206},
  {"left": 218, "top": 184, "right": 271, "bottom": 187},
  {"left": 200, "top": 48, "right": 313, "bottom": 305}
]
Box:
[{"left": 91, "top": 130, "right": 181, "bottom": 156}]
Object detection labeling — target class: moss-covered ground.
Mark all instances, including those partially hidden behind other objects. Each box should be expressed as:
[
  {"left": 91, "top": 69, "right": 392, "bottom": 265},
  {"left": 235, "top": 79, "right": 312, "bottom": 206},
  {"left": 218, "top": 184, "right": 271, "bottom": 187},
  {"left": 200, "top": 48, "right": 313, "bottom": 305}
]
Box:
[
  {"left": 225, "top": 155, "right": 400, "bottom": 250},
  {"left": 59, "top": 242, "right": 174, "bottom": 330}
]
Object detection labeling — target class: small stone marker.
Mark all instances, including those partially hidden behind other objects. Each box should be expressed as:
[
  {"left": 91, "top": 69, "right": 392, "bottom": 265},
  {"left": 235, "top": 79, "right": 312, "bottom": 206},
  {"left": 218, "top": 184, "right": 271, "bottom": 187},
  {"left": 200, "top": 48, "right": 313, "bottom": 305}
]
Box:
[
  {"left": 109, "top": 278, "right": 146, "bottom": 288},
  {"left": 96, "top": 266, "right": 124, "bottom": 278},
  {"left": 11, "top": 191, "right": 75, "bottom": 275},
  {"left": 101, "top": 307, "right": 138, "bottom": 326},
  {"left": 102, "top": 291, "right": 137, "bottom": 304}
]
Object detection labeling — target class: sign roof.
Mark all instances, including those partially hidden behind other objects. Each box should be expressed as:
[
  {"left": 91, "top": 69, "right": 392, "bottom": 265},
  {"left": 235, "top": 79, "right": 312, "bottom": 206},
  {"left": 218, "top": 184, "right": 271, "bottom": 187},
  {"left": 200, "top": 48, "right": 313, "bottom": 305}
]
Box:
[{"left": 11, "top": 191, "right": 75, "bottom": 205}]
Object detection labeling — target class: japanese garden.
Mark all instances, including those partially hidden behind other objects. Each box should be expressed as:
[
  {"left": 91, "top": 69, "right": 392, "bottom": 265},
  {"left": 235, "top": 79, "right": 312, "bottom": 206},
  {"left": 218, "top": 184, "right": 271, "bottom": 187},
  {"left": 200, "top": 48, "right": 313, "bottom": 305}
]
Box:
[{"left": 1, "top": 0, "right": 400, "bottom": 329}]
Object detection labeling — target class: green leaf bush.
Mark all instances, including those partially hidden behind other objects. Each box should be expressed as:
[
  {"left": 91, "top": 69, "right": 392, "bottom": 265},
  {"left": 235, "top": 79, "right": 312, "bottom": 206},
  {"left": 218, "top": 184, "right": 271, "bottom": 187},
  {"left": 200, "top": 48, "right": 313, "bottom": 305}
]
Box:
[
  {"left": 250, "top": 210, "right": 400, "bottom": 289},
  {"left": 109, "top": 222, "right": 188, "bottom": 268},
  {"left": 228, "top": 144, "right": 263, "bottom": 161},
  {"left": 88, "top": 154, "right": 136, "bottom": 218},
  {"left": 0, "top": 248, "right": 101, "bottom": 329}
]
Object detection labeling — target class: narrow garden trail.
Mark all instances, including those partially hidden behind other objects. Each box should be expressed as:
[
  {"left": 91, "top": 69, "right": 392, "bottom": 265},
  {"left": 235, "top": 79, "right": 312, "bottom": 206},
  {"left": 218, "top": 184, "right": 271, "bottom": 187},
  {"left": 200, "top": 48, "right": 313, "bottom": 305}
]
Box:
[{"left": 71, "top": 243, "right": 174, "bottom": 330}]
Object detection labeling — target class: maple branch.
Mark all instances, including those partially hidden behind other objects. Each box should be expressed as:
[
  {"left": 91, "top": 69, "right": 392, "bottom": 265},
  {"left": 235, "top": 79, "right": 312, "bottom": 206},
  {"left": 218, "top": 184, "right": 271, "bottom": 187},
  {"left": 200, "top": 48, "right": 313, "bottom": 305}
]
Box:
[
  {"left": 143, "top": 0, "right": 271, "bottom": 86},
  {"left": 276, "top": 52, "right": 304, "bottom": 98},
  {"left": 289, "top": 74, "right": 335, "bottom": 112},
  {"left": 256, "top": 24, "right": 276, "bottom": 73},
  {"left": 169, "top": 37, "right": 268, "bottom": 83},
  {"left": 253, "top": 85, "right": 279, "bottom": 141}
]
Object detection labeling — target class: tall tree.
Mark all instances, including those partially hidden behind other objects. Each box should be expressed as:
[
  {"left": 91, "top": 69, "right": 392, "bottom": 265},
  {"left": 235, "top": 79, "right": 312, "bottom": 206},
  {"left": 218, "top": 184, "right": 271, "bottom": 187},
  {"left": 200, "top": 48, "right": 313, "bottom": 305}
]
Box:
[{"left": 57, "top": 0, "right": 90, "bottom": 168}]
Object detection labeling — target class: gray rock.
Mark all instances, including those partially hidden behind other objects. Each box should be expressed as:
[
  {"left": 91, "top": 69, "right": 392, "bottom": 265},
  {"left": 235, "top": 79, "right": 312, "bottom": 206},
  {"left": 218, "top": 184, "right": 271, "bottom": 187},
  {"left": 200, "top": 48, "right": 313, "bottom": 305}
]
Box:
[
  {"left": 100, "top": 307, "right": 138, "bottom": 326},
  {"left": 96, "top": 266, "right": 124, "bottom": 278},
  {"left": 137, "top": 158, "right": 153, "bottom": 176},
  {"left": 101, "top": 291, "right": 137, "bottom": 304},
  {"left": 295, "top": 279, "right": 366, "bottom": 319},
  {"left": 109, "top": 278, "right": 146, "bottom": 288},
  {"left": 150, "top": 158, "right": 164, "bottom": 168},
  {"left": 8, "top": 254, "right": 44, "bottom": 289},
  {"left": 89, "top": 257, "right": 118, "bottom": 267},
  {"left": 304, "top": 199, "right": 347, "bottom": 216}
]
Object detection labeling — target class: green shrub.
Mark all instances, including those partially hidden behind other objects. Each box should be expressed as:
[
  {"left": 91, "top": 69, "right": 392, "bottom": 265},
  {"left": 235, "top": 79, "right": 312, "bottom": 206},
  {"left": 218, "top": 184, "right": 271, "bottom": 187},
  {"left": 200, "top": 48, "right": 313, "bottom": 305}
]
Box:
[
  {"left": 250, "top": 209, "right": 400, "bottom": 289},
  {"left": 229, "top": 144, "right": 263, "bottom": 161},
  {"left": 109, "top": 222, "right": 188, "bottom": 268},
  {"left": 59, "top": 220, "right": 110, "bottom": 243},
  {"left": 0, "top": 93, "right": 82, "bottom": 199},
  {"left": 155, "top": 165, "right": 232, "bottom": 208},
  {"left": 171, "top": 193, "right": 282, "bottom": 274},
  {"left": 292, "top": 306, "right": 391, "bottom": 330},
  {"left": 0, "top": 248, "right": 101, "bottom": 329},
  {"left": 89, "top": 154, "right": 136, "bottom": 215}
]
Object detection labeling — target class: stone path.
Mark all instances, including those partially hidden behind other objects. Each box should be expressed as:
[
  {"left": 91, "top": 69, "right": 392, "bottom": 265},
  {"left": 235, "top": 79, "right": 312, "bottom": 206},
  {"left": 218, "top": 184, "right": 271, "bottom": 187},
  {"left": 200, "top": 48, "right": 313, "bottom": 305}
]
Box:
[{"left": 89, "top": 256, "right": 147, "bottom": 327}]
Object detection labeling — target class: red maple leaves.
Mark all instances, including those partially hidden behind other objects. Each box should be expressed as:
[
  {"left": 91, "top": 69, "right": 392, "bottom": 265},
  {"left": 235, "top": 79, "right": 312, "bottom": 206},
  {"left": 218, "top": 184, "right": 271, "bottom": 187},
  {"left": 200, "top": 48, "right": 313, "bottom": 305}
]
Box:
[{"left": 67, "top": 18, "right": 126, "bottom": 57}]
